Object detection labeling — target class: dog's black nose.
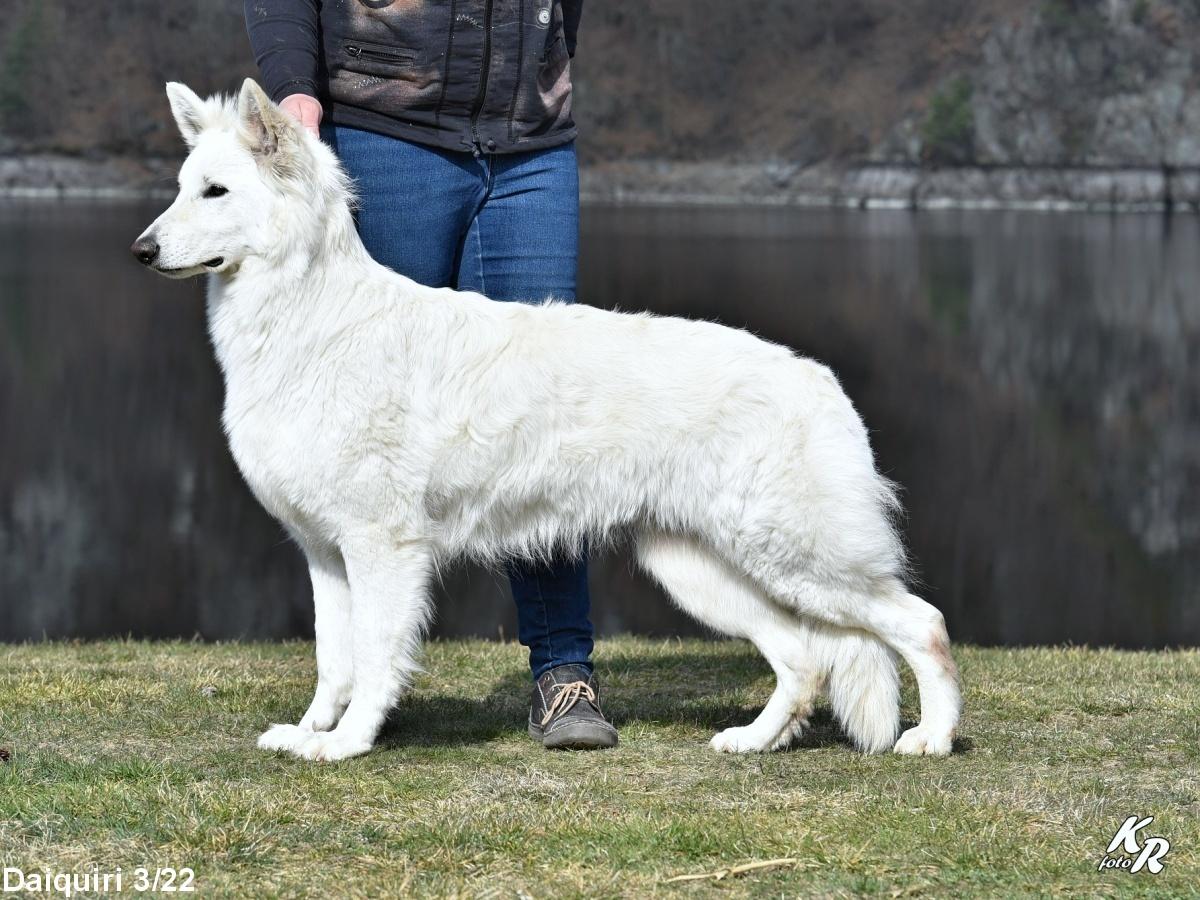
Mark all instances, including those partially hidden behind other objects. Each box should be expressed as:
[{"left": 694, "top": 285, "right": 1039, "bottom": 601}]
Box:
[{"left": 131, "top": 236, "right": 160, "bottom": 266}]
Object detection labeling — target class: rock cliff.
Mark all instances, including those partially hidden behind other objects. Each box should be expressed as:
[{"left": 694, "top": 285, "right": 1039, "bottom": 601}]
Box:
[{"left": 4, "top": 0, "right": 1200, "bottom": 204}]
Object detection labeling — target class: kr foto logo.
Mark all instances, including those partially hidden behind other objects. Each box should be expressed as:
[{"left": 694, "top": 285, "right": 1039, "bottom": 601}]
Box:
[{"left": 1097, "top": 815, "right": 1170, "bottom": 874}]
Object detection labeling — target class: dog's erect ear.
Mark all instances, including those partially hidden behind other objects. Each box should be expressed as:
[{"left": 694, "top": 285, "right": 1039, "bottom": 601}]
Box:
[
  {"left": 165, "top": 82, "right": 207, "bottom": 148},
  {"left": 236, "top": 78, "right": 299, "bottom": 164}
]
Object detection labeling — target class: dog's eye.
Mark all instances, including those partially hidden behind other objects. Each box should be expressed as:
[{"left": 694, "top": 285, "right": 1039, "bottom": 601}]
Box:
[{"left": 202, "top": 184, "right": 228, "bottom": 199}]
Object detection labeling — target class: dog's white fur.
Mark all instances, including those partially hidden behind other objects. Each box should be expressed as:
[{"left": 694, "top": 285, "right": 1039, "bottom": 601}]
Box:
[{"left": 137, "top": 80, "right": 960, "bottom": 762}]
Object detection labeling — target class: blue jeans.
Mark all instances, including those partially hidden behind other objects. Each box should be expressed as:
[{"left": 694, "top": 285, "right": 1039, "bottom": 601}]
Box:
[{"left": 326, "top": 125, "right": 593, "bottom": 680}]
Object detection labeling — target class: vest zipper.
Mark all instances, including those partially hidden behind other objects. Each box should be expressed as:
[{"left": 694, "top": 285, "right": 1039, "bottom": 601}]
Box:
[
  {"left": 345, "top": 43, "right": 415, "bottom": 66},
  {"left": 468, "top": 0, "right": 495, "bottom": 155}
]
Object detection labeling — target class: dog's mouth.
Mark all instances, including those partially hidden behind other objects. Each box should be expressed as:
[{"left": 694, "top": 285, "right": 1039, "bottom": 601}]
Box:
[{"left": 152, "top": 257, "right": 227, "bottom": 279}]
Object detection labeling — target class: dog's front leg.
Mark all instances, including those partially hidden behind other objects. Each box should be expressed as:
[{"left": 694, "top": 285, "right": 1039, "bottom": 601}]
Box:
[
  {"left": 298, "top": 548, "right": 354, "bottom": 731},
  {"left": 258, "top": 544, "right": 354, "bottom": 753},
  {"left": 283, "top": 535, "right": 433, "bottom": 762},
  {"left": 260, "top": 547, "right": 352, "bottom": 758}
]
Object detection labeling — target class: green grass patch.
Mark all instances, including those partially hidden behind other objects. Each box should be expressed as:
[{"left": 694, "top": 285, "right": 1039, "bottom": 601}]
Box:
[{"left": 1, "top": 639, "right": 1197, "bottom": 897}]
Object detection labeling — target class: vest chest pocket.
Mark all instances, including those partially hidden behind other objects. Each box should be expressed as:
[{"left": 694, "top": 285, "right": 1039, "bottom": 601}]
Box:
[{"left": 342, "top": 40, "right": 417, "bottom": 74}]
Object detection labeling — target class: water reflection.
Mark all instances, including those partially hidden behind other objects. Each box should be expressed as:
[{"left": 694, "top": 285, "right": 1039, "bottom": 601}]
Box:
[{"left": 1, "top": 201, "right": 1195, "bottom": 646}]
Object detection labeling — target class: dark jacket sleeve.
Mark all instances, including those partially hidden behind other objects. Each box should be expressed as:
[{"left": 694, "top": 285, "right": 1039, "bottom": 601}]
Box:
[
  {"left": 244, "top": 0, "right": 322, "bottom": 103},
  {"left": 563, "top": 0, "right": 583, "bottom": 57}
]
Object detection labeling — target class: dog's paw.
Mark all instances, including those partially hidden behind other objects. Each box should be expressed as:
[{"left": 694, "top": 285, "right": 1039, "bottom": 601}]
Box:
[
  {"left": 893, "top": 724, "right": 953, "bottom": 757},
  {"left": 257, "top": 723, "right": 311, "bottom": 753},
  {"left": 769, "top": 716, "right": 808, "bottom": 752},
  {"left": 709, "top": 725, "right": 773, "bottom": 753},
  {"left": 298, "top": 699, "right": 348, "bottom": 733},
  {"left": 289, "top": 728, "right": 374, "bottom": 762}
]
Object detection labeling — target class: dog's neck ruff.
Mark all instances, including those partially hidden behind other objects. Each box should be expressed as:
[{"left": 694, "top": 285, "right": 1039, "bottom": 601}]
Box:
[{"left": 205, "top": 186, "right": 374, "bottom": 373}]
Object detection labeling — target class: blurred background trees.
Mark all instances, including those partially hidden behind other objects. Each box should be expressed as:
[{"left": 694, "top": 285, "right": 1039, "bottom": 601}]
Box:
[{"left": 5, "top": 1, "right": 1200, "bottom": 170}]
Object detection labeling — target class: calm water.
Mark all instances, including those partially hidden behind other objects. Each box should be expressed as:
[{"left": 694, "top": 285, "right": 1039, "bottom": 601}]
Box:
[{"left": 0, "top": 201, "right": 1196, "bottom": 647}]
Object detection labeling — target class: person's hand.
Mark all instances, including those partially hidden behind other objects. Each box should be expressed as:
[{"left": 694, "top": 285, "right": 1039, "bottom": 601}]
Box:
[{"left": 279, "top": 93, "right": 323, "bottom": 138}]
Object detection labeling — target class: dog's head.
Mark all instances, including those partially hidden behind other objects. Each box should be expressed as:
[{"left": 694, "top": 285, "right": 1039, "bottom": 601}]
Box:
[{"left": 131, "top": 79, "right": 344, "bottom": 279}]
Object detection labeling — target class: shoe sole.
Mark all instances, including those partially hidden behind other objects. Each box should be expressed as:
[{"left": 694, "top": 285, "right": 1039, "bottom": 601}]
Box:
[{"left": 529, "top": 721, "right": 618, "bottom": 750}]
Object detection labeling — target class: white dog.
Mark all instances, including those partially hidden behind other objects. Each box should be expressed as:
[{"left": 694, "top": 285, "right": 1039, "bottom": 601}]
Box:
[{"left": 133, "top": 80, "right": 960, "bottom": 762}]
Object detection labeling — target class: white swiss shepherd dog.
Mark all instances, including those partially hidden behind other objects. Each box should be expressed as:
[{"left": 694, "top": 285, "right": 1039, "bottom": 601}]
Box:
[{"left": 133, "top": 80, "right": 961, "bottom": 762}]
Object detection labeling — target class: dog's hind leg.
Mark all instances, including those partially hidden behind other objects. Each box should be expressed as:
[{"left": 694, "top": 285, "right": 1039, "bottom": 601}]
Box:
[
  {"left": 636, "top": 532, "right": 826, "bottom": 753},
  {"left": 769, "top": 575, "right": 960, "bottom": 756},
  {"left": 709, "top": 635, "right": 825, "bottom": 754},
  {"left": 863, "top": 585, "right": 959, "bottom": 756}
]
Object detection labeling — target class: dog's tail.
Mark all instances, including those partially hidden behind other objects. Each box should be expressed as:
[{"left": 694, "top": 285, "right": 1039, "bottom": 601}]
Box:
[{"left": 827, "top": 632, "right": 900, "bottom": 754}]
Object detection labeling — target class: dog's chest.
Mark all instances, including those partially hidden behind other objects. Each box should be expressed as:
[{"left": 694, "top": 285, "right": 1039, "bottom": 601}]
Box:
[{"left": 221, "top": 379, "right": 334, "bottom": 531}]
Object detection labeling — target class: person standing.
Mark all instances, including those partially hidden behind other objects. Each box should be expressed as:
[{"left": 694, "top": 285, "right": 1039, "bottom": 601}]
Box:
[{"left": 244, "top": 0, "right": 617, "bottom": 750}]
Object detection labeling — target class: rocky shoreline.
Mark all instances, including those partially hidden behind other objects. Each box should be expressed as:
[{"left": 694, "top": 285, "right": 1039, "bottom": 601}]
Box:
[
  {"left": 3, "top": 153, "right": 1199, "bottom": 212},
  {"left": 584, "top": 161, "right": 1200, "bottom": 212}
]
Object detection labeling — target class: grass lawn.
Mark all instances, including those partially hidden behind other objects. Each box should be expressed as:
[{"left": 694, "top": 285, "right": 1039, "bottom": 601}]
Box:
[{"left": 0, "top": 639, "right": 1197, "bottom": 898}]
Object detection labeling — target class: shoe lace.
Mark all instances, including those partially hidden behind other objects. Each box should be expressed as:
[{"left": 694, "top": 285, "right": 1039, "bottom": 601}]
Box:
[{"left": 540, "top": 680, "right": 598, "bottom": 727}]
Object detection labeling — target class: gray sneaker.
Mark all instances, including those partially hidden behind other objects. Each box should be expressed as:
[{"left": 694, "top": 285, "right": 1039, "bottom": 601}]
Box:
[{"left": 528, "top": 664, "right": 619, "bottom": 750}]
